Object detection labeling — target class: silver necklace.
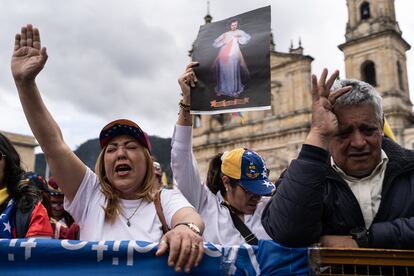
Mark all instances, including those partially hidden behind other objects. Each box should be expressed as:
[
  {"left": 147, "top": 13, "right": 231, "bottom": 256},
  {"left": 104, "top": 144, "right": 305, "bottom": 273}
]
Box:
[{"left": 120, "top": 200, "right": 143, "bottom": 227}]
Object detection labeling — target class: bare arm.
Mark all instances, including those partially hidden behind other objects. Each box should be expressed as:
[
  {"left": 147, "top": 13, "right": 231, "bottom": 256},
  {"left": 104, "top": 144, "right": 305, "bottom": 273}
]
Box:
[
  {"left": 11, "top": 24, "right": 85, "bottom": 201},
  {"left": 156, "top": 207, "right": 204, "bottom": 273},
  {"left": 171, "top": 207, "right": 204, "bottom": 234}
]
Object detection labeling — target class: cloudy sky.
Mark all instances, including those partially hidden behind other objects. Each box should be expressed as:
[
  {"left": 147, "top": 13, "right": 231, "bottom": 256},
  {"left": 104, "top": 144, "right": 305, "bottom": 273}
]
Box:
[{"left": 1, "top": 0, "right": 413, "bottom": 151}]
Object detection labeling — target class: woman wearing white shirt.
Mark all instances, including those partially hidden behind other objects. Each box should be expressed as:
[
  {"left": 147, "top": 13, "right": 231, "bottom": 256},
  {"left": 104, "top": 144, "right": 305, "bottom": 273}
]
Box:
[
  {"left": 11, "top": 24, "right": 204, "bottom": 273},
  {"left": 171, "top": 62, "right": 275, "bottom": 245}
]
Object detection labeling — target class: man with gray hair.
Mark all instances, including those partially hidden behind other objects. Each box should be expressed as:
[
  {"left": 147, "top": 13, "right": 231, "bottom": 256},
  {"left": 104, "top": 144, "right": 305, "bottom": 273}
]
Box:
[{"left": 262, "top": 69, "right": 414, "bottom": 249}]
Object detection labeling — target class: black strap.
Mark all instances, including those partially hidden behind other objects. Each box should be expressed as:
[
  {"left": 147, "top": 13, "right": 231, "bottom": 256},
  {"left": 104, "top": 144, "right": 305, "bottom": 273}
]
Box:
[
  {"left": 221, "top": 201, "right": 258, "bottom": 245},
  {"left": 16, "top": 204, "right": 36, "bottom": 238}
]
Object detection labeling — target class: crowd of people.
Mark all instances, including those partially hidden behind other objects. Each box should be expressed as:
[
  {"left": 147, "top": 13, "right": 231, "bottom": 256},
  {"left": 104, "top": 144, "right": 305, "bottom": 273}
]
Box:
[{"left": 1, "top": 23, "right": 414, "bottom": 273}]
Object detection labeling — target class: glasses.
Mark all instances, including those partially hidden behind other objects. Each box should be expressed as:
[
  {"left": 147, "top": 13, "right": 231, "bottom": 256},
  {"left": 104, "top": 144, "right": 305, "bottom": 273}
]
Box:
[{"left": 0, "top": 152, "right": 6, "bottom": 161}]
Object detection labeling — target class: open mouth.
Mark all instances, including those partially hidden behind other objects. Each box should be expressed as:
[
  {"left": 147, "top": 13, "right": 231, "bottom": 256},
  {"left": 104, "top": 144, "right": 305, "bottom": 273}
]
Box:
[{"left": 115, "top": 164, "right": 132, "bottom": 175}]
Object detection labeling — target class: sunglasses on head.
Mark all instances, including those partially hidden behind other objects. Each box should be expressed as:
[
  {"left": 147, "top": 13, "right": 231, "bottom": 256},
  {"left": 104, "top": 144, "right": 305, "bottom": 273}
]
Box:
[{"left": 0, "top": 152, "right": 6, "bottom": 161}]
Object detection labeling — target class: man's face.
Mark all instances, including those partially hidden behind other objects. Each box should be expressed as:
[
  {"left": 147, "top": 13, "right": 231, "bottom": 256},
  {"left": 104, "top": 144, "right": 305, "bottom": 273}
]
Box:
[
  {"left": 230, "top": 21, "right": 238, "bottom": 31},
  {"left": 50, "top": 194, "right": 64, "bottom": 219},
  {"left": 329, "top": 104, "right": 384, "bottom": 178}
]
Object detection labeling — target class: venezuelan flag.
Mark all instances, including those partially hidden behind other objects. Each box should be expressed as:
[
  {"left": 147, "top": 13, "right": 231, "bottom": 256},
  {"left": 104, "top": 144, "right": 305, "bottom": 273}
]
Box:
[
  {"left": 383, "top": 117, "right": 396, "bottom": 142},
  {"left": 231, "top": 112, "right": 245, "bottom": 124}
]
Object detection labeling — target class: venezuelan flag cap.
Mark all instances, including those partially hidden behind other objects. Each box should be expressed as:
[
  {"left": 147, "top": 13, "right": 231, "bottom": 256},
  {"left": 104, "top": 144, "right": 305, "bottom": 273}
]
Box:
[
  {"left": 99, "top": 119, "right": 152, "bottom": 153},
  {"left": 221, "top": 148, "right": 275, "bottom": 196}
]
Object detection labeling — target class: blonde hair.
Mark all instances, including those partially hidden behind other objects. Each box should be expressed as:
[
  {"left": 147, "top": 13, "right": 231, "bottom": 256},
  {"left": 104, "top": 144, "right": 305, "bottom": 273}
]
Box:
[{"left": 95, "top": 145, "right": 157, "bottom": 223}]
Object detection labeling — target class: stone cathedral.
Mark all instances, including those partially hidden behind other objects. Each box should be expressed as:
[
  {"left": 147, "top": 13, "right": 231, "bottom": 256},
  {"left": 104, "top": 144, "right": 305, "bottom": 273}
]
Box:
[{"left": 191, "top": 0, "right": 414, "bottom": 182}]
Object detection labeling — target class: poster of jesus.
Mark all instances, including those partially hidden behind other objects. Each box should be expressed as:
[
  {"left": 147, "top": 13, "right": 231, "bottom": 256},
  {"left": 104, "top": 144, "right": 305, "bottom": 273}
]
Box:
[
  {"left": 213, "top": 19, "right": 251, "bottom": 97},
  {"left": 191, "top": 6, "right": 271, "bottom": 115}
]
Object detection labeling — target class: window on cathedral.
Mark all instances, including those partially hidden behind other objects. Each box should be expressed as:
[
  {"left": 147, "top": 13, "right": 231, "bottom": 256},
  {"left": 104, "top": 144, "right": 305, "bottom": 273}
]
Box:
[
  {"left": 193, "top": 114, "right": 202, "bottom": 128},
  {"left": 361, "top": 61, "right": 377, "bottom": 86},
  {"left": 360, "top": 2, "right": 371, "bottom": 20},
  {"left": 397, "top": 61, "right": 404, "bottom": 91}
]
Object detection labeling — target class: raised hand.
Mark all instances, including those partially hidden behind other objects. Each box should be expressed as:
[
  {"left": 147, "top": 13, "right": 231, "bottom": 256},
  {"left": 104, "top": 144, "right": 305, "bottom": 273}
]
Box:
[
  {"left": 305, "top": 69, "right": 352, "bottom": 150},
  {"left": 178, "top": 61, "right": 199, "bottom": 101},
  {"left": 11, "top": 24, "right": 48, "bottom": 82}
]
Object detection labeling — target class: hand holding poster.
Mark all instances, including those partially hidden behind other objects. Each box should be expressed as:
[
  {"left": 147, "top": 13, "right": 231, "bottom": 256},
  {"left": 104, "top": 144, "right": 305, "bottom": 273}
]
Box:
[{"left": 191, "top": 6, "right": 271, "bottom": 114}]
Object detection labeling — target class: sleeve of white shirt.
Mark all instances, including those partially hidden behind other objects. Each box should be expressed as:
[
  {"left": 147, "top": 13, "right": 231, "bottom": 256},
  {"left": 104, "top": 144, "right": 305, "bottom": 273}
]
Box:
[
  {"left": 171, "top": 124, "right": 210, "bottom": 211},
  {"left": 64, "top": 167, "right": 101, "bottom": 227},
  {"left": 160, "top": 188, "right": 193, "bottom": 228}
]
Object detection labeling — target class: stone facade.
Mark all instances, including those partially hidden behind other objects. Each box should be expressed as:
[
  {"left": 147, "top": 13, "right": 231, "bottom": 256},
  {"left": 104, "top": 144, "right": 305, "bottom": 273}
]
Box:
[
  {"left": 192, "top": 0, "right": 414, "bottom": 182},
  {"left": 1, "top": 131, "right": 37, "bottom": 171},
  {"left": 193, "top": 49, "right": 314, "bottom": 181},
  {"left": 339, "top": 0, "right": 413, "bottom": 144}
]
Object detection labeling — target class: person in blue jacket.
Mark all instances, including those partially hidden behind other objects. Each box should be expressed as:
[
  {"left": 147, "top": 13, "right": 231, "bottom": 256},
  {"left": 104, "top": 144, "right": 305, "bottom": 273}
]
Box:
[{"left": 262, "top": 69, "right": 414, "bottom": 249}]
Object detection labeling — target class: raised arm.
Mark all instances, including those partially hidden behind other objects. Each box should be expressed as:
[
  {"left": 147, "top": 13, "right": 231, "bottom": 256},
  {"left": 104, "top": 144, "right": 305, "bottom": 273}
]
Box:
[
  {"left": 305, "top": 69, "right": 352, "bottom": 150},
  {"left": 171, "top": 62, "right": 211, "bottom": 210},
  {"left": 11, "top": 24, "right": 85, "bottom": 201},
  {"left": 262, "top": 69, "right": 352, "bottom": 247},
  {"left": 176, "top": 62, "right": 198, "bottom": 127}
]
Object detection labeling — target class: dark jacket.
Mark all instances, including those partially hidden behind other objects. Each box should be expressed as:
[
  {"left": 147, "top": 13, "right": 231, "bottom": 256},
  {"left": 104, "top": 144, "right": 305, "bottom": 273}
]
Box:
[{"left": 262, "top": 137, "right": 414, "bottom": 249}]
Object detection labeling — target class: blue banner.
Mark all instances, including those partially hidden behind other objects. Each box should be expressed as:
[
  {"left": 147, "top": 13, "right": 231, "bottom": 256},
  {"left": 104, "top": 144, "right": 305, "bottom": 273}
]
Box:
[{"left": 0, "top": 239, "right": 308, "bottom": 275}]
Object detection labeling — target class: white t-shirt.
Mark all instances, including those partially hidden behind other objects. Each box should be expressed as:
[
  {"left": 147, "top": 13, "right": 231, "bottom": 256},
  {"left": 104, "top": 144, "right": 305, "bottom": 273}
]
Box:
[
  {"left": 64, "top": 167, "right": 192, "bottom": 241},
  {"left": 171, "top": 124, "right": 271, "bottom": 245}
]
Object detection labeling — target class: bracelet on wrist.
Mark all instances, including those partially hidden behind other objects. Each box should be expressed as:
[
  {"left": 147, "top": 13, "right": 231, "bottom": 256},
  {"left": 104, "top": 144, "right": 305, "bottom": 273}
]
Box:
[
  {"left": 174, "top": 222, "right": 202, "bottom": 236},
  {"left": 179, "top": 99, "right": 191, "bottom": 113}
]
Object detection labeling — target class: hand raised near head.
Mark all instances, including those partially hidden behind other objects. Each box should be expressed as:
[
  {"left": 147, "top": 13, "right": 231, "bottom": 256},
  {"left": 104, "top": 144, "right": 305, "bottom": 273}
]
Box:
[
  {"left": 305, "top": 69, "right": 352, "bottom": 149},
  {"left": 178, "top": 61, "right": 199, "bottom": 99},
  {"left": 11, "top": 24, "right": 48, "bottom": 83}
]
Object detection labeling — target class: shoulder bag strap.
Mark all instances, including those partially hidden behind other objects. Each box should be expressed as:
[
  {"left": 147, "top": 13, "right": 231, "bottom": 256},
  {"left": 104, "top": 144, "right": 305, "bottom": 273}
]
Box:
[
  {"left": 221, "top": 201, "right": 258, "bottom": 245},
  {"left": 154, "top": 190, "right": 170, "bottom": 234}
]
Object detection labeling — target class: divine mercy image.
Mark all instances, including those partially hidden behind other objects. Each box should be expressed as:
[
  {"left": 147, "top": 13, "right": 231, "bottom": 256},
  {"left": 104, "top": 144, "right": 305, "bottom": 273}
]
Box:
[
  {"left": 191, "top": 6, "right": 271, "bottom": 114},
  {"left": 212, "top": 19, "right": 251, "bottom": 97}
]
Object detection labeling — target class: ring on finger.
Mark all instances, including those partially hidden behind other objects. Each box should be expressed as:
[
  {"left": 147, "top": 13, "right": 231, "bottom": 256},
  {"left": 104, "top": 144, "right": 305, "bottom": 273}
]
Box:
[
  {"left": 160, "top": 240, "right": 168, "bottom": 246},
  {"left": 191, "top": 244, "right": 199, "bottom": 249}
]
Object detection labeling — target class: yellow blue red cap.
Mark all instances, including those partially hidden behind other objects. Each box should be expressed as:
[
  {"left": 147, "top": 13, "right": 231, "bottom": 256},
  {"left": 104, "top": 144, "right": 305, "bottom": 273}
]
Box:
[{"left": 221, "top": 148, "right": 275, "bottom": 195}]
